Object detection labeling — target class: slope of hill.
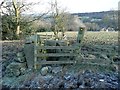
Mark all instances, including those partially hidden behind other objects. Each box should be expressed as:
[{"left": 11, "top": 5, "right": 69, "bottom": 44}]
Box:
[
  {"left": 72, "top": 10, "right": 118, "bottom": 19},
  {"left": 72, "top": 10, "right": 118, "bottom": 31}
]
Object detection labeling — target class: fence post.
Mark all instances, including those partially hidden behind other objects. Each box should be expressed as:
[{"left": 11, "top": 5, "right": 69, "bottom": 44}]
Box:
[{"left": 34, "top": 34, "right": 38, "bottom": 70}]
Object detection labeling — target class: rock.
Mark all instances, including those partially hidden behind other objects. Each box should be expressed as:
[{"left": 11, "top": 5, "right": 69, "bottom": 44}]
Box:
[
  {"left": 43, "top": 83, "right": 48, "bottom": 88},
  {"left": 64, "top": 83, "right": 70, "bottom": 88},
  {"left": 78, "top": 77, "right": 83, "bottom": 87},
  {"left": 5, "top": 62, "right": 26, "bottom": 77},
  {"left": 30, "top": 81, "right": 40, "bottom": 88},
  {"left": 98, "top": 74, "right": 105, "bottom": 79},
  {"left": 38, "top": 77, "right": 46, "bottom": 85},
  {"left": 47, "top": 66, "right": 52, "bottom": 73},
  {"left": 5, "top": 68, "right": 20, "bottom": 77},
  {"left": 83, "top": 70, "right": 92, "bottom": 74},
  {"left": 20, "top": 67, "right": 26, "bottom": 75},
  {"left": 113, "top": 56, "right": 120, "bottom": 62},
  {"left": 58, "top": 80, "right": 64, "bottom": 88},
  {"left": 50, "top": 77, "right": 60, "bottom": 87},
  {"left": 64, "top": 74, "right": 71, "bottom": 81},
  {"left": 111, "top": 82, "right": 118, "bottom": 86},
  {"left": 64, "top": 81, "right": 77, "bottom": 89},
  {"left": 97, "top": 81, "right": 106, "bottom": 88},
  {"left": 48, "top": 84, "right": 53, "bottom": 88},
  {"left": 83, "top": 78, "right": 92, "bottom": 87},
  {"left": 15, "top": 57, "right": 26, "bottom": 63},
  {"left": 106, "top": 78, "right": 112, "bottom": 83},
  {"left": 79, "top": 85, "right": 85, "bottom": 88},
  {"left": 24, "top": 81, "right": 31, "bottom": 87},
  {"left": 99, "top": 79, "right": 104, "bottom": 82},
  {"left": 41, "top": 67, "right": 49, "bottom": 76},
  {"left": 52, "top": 66, "right": 62, "bottom": 74},
  {"left": 71, "top": 80, "right": 78, "bottom": 88},
  {"left": 17, "top": 52, "right": 24, "bottom": 57},
  {"left": 105, "top": 83, "right": 113, "bottom": 88},
  {"left": 110, "top": 76, "right": 118, "bottom": 82},
  {"left": 88, "top": 54, "right": 96, "bottom": 59},
  {"left": 43, "top": 75, "right": 53, "bottom": 83},
  {"left": 100, "top": 54, "right": 109, "bottom": 60}
]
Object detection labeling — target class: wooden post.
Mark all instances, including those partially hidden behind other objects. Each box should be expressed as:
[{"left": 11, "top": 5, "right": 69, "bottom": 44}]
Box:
[
  {"left": 34, "top": 34, "right": 38, "bottom": 69},
  {"left": 77, "top": 27, "right": 85, "bottom": 45},
  {"left": 76, "top": 27, "right": 85, "bottom": 62}
]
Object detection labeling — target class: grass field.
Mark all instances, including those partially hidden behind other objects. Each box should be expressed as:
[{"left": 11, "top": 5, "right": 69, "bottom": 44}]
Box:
[
  {"left": 1, "top": 31, "right": 118, "bottom": 45},
  {"left": 37, "top": 31, "right": 118, "bottom": 45},
  {"left": 83, "top": 31, "right": 118, "bottom": 45}
]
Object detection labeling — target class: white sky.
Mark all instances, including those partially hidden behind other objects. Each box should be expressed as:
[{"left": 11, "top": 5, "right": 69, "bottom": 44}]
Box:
[
  {"left": 28, "top": 0, "right": 119, "bottom": 13},
  {"left": 0, "top": 0, "right": 119, "bottom": 13}
]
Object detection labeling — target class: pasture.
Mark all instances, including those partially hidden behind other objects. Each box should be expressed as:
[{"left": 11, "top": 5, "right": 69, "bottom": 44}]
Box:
[{"left": 37, "top": 31, "right": 118, "bottom": 45}]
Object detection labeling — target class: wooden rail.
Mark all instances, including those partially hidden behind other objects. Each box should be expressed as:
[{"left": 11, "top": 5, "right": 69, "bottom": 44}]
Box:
[
  {"left": 33, "top": 34, "right": 80, "bottom": 69},
  {"left": 37, "top": 46, "right": 78, "bottom": 50},
  {"left": 35, "top": 53, "right": 77, "bottom": 57},
  {"left": 37, "top": 61, "right": 76, "bottom": 64}
]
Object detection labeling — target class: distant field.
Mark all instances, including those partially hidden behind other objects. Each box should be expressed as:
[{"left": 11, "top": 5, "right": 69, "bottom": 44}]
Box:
[
  {"left": 83, "top": 31, "right": 118, "bottom": 45},
  {"left": 1, "top": 31, "right": 118, "bottom": 45},
  {"left": 37, "top": 31, "right": 118, "bottom": 45}
]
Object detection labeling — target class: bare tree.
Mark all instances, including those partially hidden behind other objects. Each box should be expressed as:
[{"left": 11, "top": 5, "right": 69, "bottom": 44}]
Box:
[
  {"left": 1, "top": 0, "right": 49, "bottom": 39},
  {"left": 50, "top": 0, "right": 70, "bottom": 40}
]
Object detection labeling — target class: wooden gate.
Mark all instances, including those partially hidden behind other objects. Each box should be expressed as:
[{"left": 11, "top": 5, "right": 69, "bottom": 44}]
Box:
[{"left": 33, "top": 33, "right": 80, "bottom": 69}]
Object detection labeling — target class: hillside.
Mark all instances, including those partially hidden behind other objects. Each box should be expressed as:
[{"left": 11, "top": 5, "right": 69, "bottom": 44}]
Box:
[
  {"left": 72, "top": 10, "right": 118, "bottom": 19},
  {"left": 72, "top": 10, "right": 118, "bottom": 31}
]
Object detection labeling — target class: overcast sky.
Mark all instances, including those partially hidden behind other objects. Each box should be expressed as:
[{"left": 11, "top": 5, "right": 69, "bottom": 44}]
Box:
[
  {"left": 28, "top": 0, "right": 119, "bottom": 13},
  {"left": 1, "top": 0, "right": 119, "bottom": 13}
]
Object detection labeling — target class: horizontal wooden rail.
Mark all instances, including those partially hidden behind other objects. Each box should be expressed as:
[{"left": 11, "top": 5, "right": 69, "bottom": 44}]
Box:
[
  {"left": 35, "top": 53, "right": 78, "bottom": 57},
  {"left": 76, "top": 62, "right": 112, "bottom": 66},
  {"left": 35, "top": 60, "right": 112, "bottom": 65},
  {"left": 82, "top": 51, "right": 114, "bottom": 55},
  {"left": 37, "top": 34, "right": 53, "bottom": 36},
  {"left": 37, "top": 61, "right": 76, "bottom": 64},
  {"left": 37, "top": 46, "right": 78, "bottom": 50}
]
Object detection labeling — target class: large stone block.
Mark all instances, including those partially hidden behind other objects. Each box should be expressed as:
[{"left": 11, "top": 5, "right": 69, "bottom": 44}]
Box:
[{"left": 24, "top": 43, "right": 34, "bottom": 69}]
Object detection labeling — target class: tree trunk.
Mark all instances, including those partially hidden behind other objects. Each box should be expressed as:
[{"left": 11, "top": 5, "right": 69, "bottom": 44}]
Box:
[
  {"left": 16, "top": 25, "right": 20, "bottom": 35},
  {"left": 13, "top": 0, "right": 20, "bottom": 36}
]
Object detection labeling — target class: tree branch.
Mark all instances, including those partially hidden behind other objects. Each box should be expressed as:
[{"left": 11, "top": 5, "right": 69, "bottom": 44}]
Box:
[{"left": 26, "top": 11, "right": 50, "bottom": 23}]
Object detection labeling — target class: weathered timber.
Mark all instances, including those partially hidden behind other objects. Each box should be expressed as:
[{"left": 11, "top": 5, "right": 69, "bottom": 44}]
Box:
[
  {"left": 82, "top": 51, "right": 115, "bottom": 55},
  {"left": 36, "top": 61, "right": 76, "bottom": 64},
  {"left": 24, "top": 43, "right": 34, "bottom": 69},
  {"left": 35, "top": 53, "right": 78, "bottom": 57},
  {"left": 34, "top": 34, "right": 38, "bottom": 69},
  {"left": 77, "top": 62, "right": 112, "bottom": 66},
  {"left": 37, "top": 46, "right": 78, "bottom": 50}
]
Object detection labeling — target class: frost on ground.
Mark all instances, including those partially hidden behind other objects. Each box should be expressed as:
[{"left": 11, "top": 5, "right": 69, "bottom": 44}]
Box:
[{"left": 1, "top": 32, "right": 119, "bottom": 89}]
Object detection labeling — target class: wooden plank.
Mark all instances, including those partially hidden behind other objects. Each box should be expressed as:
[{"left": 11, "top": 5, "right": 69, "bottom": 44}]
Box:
[
  {"left": 0, "top": 40, "right": 25, "bottom": 43},
  {"left": 37, "top": 34, "right": 53, "bottom": 36},
  {"left": 37, "top": 46, "right": 78, "bottom": 49},
  {"left": 35, "top": 53, "right": 77, "bottom": 57},
  {"left": 36, "top": 60, "right": 111, "bottom": 66},
  {"left": 77, "top": 62, "right": 111, "bottom": 66},
  {"left": 37, "top": 61, "right": 75, "bottom": 64},
  {"left": 34, "top": 34, "right": 38, "bottom": 69},
  {"left": 82, "top": 51, "right": 113, "bottom": 55},
  {"left": 37, "top": 34, "right": 52, "bottom": 36}
]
